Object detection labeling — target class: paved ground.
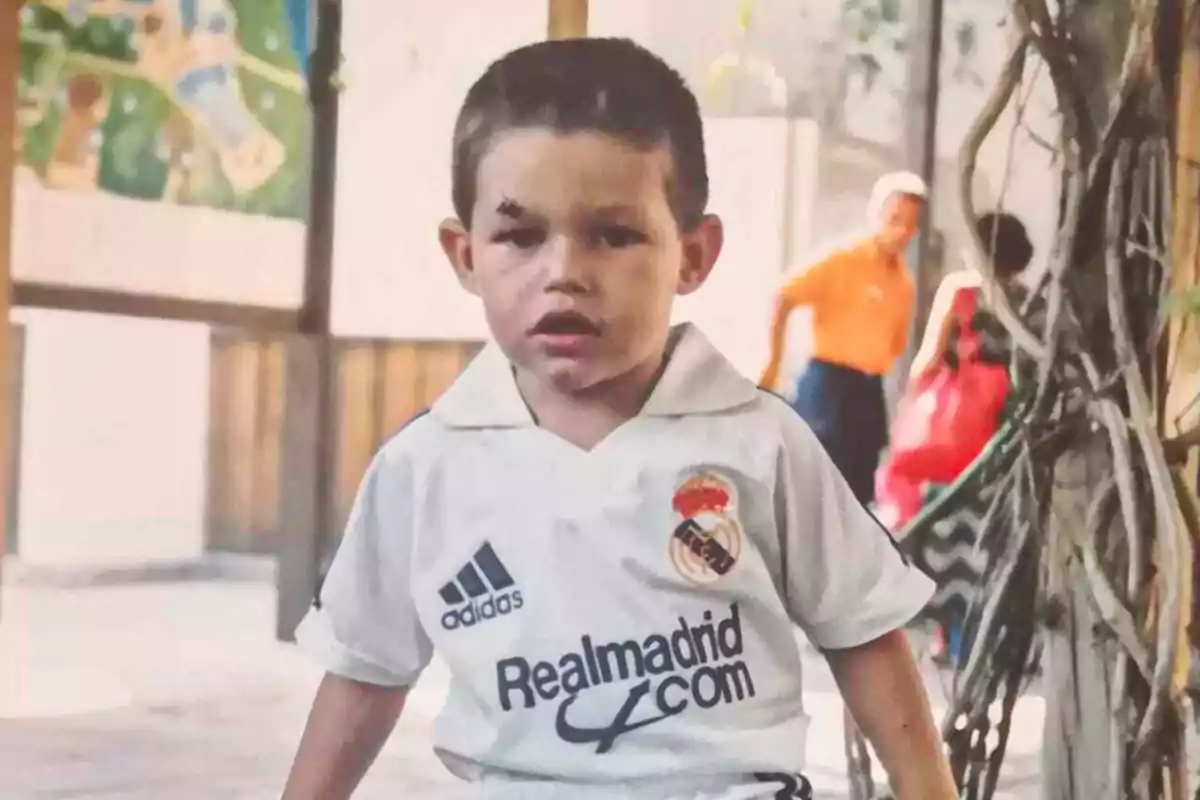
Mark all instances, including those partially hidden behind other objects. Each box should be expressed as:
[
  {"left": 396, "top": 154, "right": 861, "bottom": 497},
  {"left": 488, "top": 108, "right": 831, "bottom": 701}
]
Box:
[{"left": 0, "top": 574, "right": 1046, "bottom": 798}]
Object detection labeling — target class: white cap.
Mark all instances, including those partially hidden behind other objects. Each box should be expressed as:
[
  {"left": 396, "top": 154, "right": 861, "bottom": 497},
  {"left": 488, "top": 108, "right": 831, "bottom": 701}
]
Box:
[{"left": 867, "top": 170, "right": 927, "bottom": 223}]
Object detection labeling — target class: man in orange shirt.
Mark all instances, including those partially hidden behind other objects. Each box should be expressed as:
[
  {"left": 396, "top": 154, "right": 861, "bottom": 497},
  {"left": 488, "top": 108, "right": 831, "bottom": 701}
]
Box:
[{"left": 759, "top": 172, "right": 926, "bottom": 506}]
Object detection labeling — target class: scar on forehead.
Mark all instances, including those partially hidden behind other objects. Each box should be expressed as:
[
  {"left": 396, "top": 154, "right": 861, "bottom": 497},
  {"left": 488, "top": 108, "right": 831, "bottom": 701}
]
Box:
[{"left": 495, "top": 197, "right": 529, "bottom": 218}]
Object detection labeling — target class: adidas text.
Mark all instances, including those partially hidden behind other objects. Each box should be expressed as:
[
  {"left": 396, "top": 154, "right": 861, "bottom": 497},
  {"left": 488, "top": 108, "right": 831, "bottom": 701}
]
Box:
[{"left": 441, "top": 590, "right": 524, "bottom": 631}]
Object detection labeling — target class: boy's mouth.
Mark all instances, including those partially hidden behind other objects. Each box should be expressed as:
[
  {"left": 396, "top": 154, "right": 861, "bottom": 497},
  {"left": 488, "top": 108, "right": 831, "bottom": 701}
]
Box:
[
  {"left": 528, "top": 312, "right": 603, "bottom": 356},
  {"left": 528, "top": 311, "right": 602, "bottom": 337}
]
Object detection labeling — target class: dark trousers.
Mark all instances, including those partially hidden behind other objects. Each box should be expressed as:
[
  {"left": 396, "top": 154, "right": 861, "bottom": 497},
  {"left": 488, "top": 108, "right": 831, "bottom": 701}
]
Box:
[{"left": 790, "top": 359, "right": 887, "bottom": 506}]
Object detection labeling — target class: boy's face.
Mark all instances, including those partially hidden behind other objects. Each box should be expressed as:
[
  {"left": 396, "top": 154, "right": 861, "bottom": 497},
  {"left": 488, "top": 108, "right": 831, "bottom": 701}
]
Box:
[
  {"left": 875, "top": 193, "right": 922, "bottom": 257},
  {"left": 439, "top": 129, "right": 723, "bottom": 395}
]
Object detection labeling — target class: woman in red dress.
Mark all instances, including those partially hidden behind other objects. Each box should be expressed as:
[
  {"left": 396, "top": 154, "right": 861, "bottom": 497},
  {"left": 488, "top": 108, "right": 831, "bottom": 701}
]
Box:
[
  {"left": 875, "top": 211, "right": 1034, "bottom": 532},
  {"left": 876, "top": 212, "right": 1034, "bottom": 665}
]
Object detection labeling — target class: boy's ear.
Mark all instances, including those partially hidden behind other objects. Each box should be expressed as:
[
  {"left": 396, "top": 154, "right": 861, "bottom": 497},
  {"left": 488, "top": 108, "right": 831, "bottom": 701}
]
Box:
[
  {"left": 676, "top": 213, "right": 724, "bottom": 296},
  {"left": 438, "top": 218, "right": 479, "bottom": 296}
]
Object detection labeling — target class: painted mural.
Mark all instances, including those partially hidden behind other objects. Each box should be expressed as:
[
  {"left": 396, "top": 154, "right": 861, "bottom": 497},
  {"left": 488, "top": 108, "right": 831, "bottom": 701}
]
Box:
[{"left": 15, "top": 0, "right": 312, "bottom": 221}]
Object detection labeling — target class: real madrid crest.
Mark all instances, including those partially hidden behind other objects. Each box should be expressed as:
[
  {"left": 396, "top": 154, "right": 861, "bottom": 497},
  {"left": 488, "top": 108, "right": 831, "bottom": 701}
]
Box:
[{"left": 669, "top": 471, "right": 743, "bottom": 584}]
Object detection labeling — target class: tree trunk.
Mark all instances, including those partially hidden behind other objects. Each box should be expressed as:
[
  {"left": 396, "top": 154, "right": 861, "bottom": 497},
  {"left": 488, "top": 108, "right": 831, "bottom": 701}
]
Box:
[
  {"left": 1042, "top": 443, "right": 1123, "bottom": 800},
  {"left": 1169, "top": 4, "right": 1200, "bottom": 796}
]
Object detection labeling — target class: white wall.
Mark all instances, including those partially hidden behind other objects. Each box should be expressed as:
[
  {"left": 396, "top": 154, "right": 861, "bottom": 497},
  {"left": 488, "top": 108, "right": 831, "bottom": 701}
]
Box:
[
  {"left": 672, "top": 118, "right": 819, "bottom": 377},
  {"left": 12, "top": 169, "right": 305, "bottom": 309},
  {"left": 13, "top": 309, "right": 209, "bottom": 568}
]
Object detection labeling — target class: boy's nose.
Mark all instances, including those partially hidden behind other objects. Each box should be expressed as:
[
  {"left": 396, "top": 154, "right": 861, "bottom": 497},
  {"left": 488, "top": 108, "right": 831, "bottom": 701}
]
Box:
[{"left": 542, "top": 240, "right": 592, "bottom": 293}]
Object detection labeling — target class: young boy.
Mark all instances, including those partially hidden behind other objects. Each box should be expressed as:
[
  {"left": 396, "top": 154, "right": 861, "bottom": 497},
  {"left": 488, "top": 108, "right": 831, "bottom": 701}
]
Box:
[
  {"left": 758, "top": 171, "right": 926, "bottom": 509},
  {"left": 283, "top": 38, "right": 955, "bottom": 800}
]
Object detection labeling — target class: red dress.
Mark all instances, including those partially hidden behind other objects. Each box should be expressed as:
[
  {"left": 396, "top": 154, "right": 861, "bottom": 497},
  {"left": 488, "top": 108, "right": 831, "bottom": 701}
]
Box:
[{"left": 874, "top": 286, "right": 1011, "bottom": 531}]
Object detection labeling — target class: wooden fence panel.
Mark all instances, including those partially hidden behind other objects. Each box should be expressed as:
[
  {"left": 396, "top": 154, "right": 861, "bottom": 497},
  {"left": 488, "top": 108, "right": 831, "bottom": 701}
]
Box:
[
  {"left": 328, "top": 339, "right": 483, "bottom": 531},
  {"left": 379, "top": 343, "right": 422, "bottom": 436},
  {"left": 419, "top": 341, "right": 476, "bottom": 407},
  {"left": 207, "top": 335, "right": 483, "bottom": 554},
  {"left": 333, "top": 343, "right": 381, "bottom": 531},
  {"left": 251, "top": 340, "right": 285, "bottom": 538},
  {"left": 206, "top": 334, "right": 283, "bottom": 554}
]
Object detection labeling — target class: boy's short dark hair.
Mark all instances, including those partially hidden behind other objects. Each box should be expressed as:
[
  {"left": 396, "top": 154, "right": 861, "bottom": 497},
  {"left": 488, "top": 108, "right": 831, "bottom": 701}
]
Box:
[
  {"left": 451, "top": 38, "right": 708, "bottom": 230},
  {"left": 976, "top": 211, "right": 1034, "bottom": 280}
]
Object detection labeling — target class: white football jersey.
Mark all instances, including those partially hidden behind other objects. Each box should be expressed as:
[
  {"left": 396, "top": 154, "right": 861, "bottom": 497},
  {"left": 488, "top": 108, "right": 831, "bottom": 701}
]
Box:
[{"left": 297, "top": 323, "right": 934, "bottom": 799}]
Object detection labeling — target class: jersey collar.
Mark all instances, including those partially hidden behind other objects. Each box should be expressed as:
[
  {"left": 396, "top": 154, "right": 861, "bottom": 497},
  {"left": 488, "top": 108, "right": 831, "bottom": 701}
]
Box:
[{"left": 432, "top": 323, "right": 759, "bottom": 429}]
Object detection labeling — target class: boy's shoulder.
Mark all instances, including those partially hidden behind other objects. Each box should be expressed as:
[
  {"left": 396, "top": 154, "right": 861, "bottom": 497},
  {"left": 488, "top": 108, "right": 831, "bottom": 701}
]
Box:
[
  {"left": 748, "top": 388, "right": 821, "bottom": 448},
  {"left": 669, "top": 371, "right": 821, "bottom": 462}
]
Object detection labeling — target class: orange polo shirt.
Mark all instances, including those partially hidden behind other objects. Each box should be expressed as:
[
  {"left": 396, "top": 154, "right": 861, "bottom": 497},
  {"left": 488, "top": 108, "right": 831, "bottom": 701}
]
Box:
[{"left": 779, "top": 240, "right": 914, "bottom": 376}]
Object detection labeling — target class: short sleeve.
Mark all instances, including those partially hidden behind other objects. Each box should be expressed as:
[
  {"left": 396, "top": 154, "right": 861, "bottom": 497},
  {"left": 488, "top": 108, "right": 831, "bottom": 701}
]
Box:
[
  {"left": 295, "top": 445, "right": 433, "bottom": 686},
  {"left": 773, "top": 405, "right": 935, "bottom": 650}
]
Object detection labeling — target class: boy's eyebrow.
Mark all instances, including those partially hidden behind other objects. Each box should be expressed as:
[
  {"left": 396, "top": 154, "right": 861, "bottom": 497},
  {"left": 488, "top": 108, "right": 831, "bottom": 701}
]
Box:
[{"left": 494, "top": 198, "right": 645, "bottom": 222}]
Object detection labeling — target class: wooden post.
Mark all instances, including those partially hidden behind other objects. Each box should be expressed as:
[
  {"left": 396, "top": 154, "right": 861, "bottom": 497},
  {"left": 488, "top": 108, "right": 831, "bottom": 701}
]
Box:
[
  {"left": 276, "top": 0, "right": 342, "bottom": 641},
  {"left": 0, "top": 1, "right": 22, "bottom": 605},
  {"left": 1041, "top": 442, "right": 1123, "bottom": 800},
  {"left": 547, "top": 0, "right": 587, "bottom": 39},
  {"left": 1167, "top": 9, "right": 1200, "bottom": 782}
]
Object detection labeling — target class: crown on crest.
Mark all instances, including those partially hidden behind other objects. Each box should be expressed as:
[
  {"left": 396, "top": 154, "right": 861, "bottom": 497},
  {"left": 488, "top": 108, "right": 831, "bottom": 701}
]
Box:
[{"left": 672, "top": 474, "right": 731, "bottom": 519}]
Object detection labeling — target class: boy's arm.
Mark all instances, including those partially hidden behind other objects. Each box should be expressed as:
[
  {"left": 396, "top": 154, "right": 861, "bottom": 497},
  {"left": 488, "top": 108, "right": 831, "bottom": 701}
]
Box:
[
  {"left": 283, "top": 675, "right": 409, "bottom": 800},
  {"left": 285, "top": 440, "right": 433, "bottom": 798},
  {"left": 908, "top": 275, "right": 958, "bottom": 380},
  {"left": 759, "top": 255, "right": 837, "bottom": 390},
  {"left": 768, "top": 397, "right": 951, "bottom": 797},
  {"left": 826, "top": 631, "right": 957, "bottom": 799}
]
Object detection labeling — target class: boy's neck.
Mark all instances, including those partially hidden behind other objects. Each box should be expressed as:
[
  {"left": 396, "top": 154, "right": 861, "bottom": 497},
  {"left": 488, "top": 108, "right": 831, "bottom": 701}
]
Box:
[{"left": 515, "top": 341, "right": 674, "bottom": 451}]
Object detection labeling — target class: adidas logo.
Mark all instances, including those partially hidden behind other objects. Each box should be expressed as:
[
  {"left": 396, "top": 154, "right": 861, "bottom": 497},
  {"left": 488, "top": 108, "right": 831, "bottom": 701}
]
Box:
[{"left": 438, "top": 542, "right": 524, "bottom": 631}]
